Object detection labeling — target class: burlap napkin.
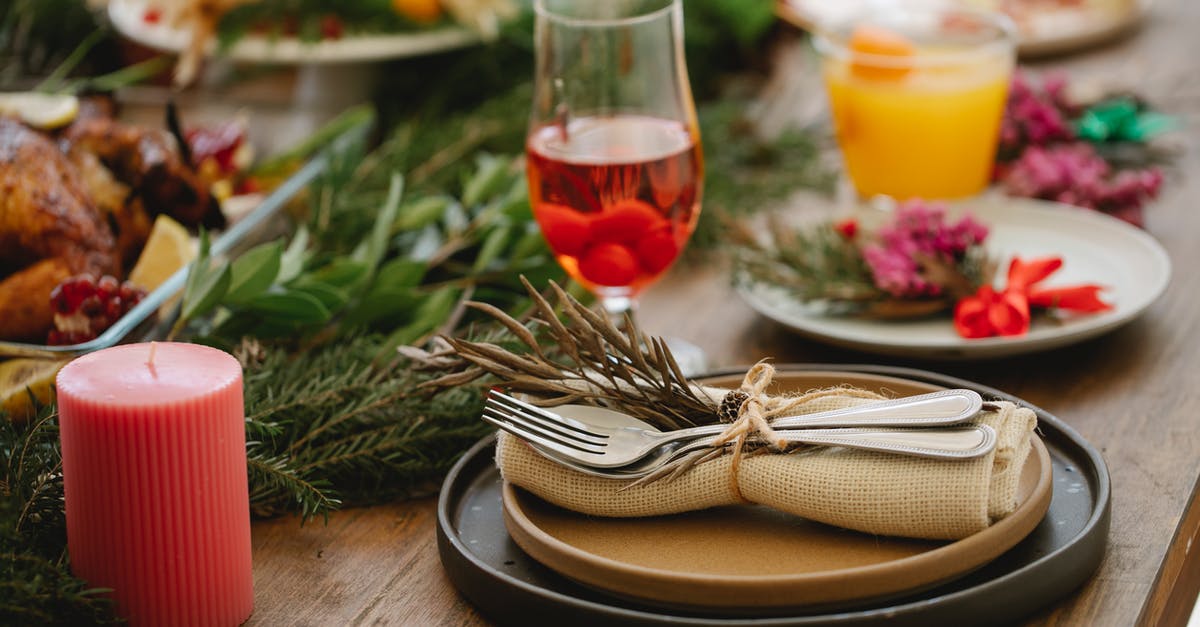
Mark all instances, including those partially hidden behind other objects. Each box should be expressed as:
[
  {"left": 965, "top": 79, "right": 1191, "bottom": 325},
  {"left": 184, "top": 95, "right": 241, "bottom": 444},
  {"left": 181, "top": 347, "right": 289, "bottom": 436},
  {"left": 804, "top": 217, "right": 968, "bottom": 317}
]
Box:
[{"left": 496, "top": 392, "right": 1037, "bottom": 541}]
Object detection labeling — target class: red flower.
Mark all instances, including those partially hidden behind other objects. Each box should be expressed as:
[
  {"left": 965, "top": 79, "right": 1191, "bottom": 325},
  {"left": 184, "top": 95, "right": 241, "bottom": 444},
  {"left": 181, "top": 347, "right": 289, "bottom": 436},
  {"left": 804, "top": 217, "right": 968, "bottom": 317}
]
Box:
[
  {"left": 953, "top": 256, "right": 1112, "bottom": 339},
  {"left": 954, "top": 286, "right": 1030, "bottom": 338}
]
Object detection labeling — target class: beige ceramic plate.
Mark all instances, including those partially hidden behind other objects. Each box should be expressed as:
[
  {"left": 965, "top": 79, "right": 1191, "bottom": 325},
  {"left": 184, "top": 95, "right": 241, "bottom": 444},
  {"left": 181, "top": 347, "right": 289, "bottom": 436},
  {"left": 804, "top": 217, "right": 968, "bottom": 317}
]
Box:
[
  {"left": 777, "top": 0, "right": 1150, "bottom": 57},
  {"left": 502, "top": 372, "right": 1053, "bottom": 612},
  {"left": 109, "top": 0, "right": 478, "bottom": 64}
]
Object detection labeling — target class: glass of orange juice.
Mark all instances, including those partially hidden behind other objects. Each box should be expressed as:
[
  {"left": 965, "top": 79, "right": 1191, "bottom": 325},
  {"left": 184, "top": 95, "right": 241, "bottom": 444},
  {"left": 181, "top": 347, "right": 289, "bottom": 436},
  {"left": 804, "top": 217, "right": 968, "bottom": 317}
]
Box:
[{"left": 816, "top": 6, "right": 1016, "bottom": 201}]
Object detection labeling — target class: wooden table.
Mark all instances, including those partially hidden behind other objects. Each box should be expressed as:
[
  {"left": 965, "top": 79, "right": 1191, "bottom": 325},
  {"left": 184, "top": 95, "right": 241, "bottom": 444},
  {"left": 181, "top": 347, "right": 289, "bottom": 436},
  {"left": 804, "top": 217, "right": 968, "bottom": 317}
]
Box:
[{"left": 248, "top": 1, "right": 1200, "bottom": 624}]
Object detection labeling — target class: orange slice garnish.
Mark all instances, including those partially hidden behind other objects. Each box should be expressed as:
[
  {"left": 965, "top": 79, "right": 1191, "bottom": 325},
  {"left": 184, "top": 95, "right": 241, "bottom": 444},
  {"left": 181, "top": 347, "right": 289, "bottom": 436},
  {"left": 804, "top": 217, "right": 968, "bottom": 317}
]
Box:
[{"left": 848, "top": 25, "right": 916, "bottom": 81}]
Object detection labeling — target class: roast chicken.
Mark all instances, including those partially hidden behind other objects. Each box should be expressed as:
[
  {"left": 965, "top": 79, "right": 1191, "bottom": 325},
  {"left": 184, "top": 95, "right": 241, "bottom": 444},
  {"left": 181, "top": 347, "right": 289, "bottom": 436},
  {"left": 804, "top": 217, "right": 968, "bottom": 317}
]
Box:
[{"left": 0, "top": 108, "right": 220, "bottom": 343}]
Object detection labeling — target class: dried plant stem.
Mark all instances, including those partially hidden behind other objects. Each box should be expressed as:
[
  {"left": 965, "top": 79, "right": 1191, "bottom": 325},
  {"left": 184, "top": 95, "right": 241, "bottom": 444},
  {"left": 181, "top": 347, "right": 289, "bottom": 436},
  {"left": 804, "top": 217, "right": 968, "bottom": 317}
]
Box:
[{"left": 423, "top": 277, "right": 722, "bottom": 430}]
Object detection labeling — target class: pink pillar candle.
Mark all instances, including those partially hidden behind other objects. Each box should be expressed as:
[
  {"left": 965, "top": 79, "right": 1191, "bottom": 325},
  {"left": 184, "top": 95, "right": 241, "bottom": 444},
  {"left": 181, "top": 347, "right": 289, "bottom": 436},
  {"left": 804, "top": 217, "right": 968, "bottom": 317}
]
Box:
[{"left": 58, "top": 342, "right": 253, "bottom": 626}]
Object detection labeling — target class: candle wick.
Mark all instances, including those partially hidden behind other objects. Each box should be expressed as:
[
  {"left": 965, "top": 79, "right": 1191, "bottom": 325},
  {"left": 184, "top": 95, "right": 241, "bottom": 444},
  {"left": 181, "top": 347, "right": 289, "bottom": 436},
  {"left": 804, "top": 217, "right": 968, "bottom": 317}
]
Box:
[{"left": 147, "top": 341, "right": 159, "bottom": 378}]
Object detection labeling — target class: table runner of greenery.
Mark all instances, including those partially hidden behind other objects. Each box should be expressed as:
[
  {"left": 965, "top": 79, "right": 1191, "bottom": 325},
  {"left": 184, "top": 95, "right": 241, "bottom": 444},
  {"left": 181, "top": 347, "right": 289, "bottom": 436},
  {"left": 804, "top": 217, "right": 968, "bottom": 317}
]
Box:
[{"left": 0, "top": 3, "right": 835, "bottom": 622}]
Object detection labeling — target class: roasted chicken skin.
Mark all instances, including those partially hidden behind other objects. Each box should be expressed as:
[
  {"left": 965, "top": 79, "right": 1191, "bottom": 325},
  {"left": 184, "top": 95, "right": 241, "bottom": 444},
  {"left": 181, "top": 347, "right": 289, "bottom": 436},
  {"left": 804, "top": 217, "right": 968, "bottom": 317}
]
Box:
[
  {"left": 0, "top": 117, "right": 118, "bottom": 341},
  {"left": 62, "top": 117, "right": 222, "bottom": 228}
]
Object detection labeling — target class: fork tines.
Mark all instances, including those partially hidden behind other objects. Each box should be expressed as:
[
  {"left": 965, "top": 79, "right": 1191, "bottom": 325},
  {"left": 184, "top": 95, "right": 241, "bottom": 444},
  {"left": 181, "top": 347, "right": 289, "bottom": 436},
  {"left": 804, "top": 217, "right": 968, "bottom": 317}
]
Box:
[{"left": 484, "top": 390, "right": 608, "bottom": 454}]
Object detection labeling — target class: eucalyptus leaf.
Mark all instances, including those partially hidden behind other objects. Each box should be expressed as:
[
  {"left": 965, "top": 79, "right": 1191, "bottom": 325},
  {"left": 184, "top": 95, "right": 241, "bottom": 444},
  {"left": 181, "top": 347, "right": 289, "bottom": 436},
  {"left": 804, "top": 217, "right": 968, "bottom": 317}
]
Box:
[
  {"left": 509, "top": 223, "right": 549, "bottom": 262},
  {"left": 462, "top": 154, "right": 510, "bottom": 207},
  {"left": 380, "top": 286, "right": 460, "bottom": 353},
  {"left": 342, "top": 288, "right": 421, "bottom": 330},
  {"left": 395, "top": 195, "right": 450, "bottom": 232},
  {"left": 226, "top": 241, "right": 283, "bottom": 305},
  {"left": 406, "top": 225, "right": 445, "bottom": 262},
  {"left": 292, "top": 282, "right": 349, "bottom": 312},
  {"left": 499, "top": 181, "right": 533, "bottom": 221},
  {"left": 279, "top": 226, "right": 310, "bottom": 284},
  {"left": 245, "top": 291, "right": 332, "bottom": 325},
  {"left": 305, "top": 259, "right": 371, "bottom": 291},
  {"left": 442, "top": 200, "right": 470, "bottom": 235},
  {"left": 179, "top": 231, "right": 233, "bottom": 326},
  {"left": 351, "top": 173, "right": 404, "bottom": 273},
  {"left": 374, "top": 258, "right": 427, "bottom": 289},
  {"left": 473, "top": 224, "right": 512, "bottom": 273}
]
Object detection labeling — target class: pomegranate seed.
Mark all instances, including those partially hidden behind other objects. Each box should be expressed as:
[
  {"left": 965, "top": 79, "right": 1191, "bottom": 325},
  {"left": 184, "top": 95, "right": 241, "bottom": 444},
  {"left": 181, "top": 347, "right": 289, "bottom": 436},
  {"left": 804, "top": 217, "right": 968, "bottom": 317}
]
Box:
[
  {"left": 98, "top": 275, "right": 119, "bottom": 297},
  {"left": 80, "top": 296, "right": 102, "bottom": 316},
  {"left": 46, "top": 275, "right": 147, "bottom": 345}
]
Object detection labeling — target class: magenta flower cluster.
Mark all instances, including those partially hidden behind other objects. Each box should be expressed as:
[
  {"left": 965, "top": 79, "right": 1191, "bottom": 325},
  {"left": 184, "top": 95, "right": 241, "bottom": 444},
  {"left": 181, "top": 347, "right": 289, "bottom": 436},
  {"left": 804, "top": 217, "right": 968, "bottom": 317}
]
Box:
[
  {"left": 1001, "top": 144, "right": 1163, "bottom": 227},
  {"left": 995, "top": 72, "right": 1164, "bottom": 226},
  {"left": 862, "top": 201, "right": 989, "bottom": 298},
  {"left": 998, "top": 72, "right": 1074, "bottom": 158}
]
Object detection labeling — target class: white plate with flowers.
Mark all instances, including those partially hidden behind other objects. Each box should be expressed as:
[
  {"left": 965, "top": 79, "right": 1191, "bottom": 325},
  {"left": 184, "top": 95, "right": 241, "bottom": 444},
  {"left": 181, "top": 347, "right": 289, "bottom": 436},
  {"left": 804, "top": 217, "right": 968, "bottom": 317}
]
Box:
[{"left": 736, "top": 197, "right": 1170, "bottom": 359}]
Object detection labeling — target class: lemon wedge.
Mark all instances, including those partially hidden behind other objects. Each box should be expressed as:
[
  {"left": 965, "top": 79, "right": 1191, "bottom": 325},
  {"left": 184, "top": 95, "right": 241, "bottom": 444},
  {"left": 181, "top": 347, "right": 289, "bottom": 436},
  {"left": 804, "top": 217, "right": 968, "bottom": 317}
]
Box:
[
  {"left": 0, "top": 358, "right": 69, "bottom": 421},
  {"left": 0, "top": 92, "right": 80, "bottom": 129},
  {"left": 128, "top": 215, "right": 197, "bottom": 292}
]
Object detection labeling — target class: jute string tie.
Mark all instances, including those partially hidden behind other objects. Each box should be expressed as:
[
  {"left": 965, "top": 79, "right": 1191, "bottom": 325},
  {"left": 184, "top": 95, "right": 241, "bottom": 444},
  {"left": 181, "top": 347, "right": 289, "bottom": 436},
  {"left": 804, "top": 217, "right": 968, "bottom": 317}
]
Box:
[{"left": 712, "top": 361, "right": 881, "bottom": 501}]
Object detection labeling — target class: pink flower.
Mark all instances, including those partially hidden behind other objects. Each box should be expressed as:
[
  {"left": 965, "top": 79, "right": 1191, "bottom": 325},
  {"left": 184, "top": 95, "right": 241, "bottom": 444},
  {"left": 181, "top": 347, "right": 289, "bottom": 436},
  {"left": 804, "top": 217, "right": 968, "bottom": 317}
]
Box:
[
  {"left": 999, "top": 72, "right": 1073, "bottom": 157},
  {"left": 999, "top": 143, "right": 1162, "bottom": 227},
  {"left": 862, "top": 201, "right": 989, "bottom": 298}
]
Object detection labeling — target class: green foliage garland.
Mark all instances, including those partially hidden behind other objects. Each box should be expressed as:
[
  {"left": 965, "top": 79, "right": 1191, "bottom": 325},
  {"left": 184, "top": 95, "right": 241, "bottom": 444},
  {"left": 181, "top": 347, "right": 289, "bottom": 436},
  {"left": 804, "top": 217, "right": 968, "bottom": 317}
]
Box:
[{"left": 0, "top": 2, "right": 838, "bottom": 621}]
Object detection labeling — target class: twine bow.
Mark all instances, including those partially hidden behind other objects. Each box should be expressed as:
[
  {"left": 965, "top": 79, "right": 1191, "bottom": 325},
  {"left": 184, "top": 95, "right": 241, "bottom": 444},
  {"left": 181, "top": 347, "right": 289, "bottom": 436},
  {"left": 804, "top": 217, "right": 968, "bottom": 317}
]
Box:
[{"left": 709, "top": 361, "right": 879, "bottom": 500}]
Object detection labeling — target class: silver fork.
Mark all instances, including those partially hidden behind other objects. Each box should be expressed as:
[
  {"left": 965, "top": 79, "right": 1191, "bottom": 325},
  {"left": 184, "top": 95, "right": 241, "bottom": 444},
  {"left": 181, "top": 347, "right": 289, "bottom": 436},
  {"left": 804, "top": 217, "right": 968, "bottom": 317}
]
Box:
[
  {"left": 484, "top": 388, "right": 983, "bottom": 469},
  {"left": 484, "top": 392, "right": 994, "bottom": 469},
  {"left": 529, "top": 423, "right": 1000, "bottom": 479}
]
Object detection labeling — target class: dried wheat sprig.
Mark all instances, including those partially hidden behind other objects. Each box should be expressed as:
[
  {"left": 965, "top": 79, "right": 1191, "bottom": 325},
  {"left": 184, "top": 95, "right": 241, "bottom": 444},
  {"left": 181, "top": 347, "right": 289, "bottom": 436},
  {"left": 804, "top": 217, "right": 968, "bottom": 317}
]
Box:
[{"left": 422, "top": 277, "right": 724, "bottom": 430}]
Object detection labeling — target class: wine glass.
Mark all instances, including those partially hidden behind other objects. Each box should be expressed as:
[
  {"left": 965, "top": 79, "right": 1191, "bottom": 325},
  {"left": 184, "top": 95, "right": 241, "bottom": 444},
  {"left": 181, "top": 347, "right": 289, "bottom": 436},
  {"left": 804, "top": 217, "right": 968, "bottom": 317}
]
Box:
[{"left": 526, "top": 0, "right": 704, "bottom": 353}]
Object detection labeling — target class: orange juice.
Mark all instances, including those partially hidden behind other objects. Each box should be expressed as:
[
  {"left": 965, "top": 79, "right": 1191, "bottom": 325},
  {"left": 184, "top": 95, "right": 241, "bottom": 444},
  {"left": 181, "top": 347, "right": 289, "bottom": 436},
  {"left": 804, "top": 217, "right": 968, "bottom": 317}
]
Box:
[{"left": 818, "top": 11, "right": 1015, "bottom": 200}]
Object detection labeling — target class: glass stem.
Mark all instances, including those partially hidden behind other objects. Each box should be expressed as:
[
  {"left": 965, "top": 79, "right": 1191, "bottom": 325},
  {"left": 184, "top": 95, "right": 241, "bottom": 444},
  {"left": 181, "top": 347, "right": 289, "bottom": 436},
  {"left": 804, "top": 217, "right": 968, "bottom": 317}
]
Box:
[{"left": 601, "top": 295, "right": 637, "bottom": 330}]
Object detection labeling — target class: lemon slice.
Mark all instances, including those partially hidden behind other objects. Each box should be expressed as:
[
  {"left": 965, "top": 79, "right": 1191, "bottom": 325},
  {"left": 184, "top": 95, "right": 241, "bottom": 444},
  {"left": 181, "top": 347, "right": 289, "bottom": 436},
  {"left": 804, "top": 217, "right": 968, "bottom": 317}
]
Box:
[
  {"left": 128, "top": 215, "right": 197, "bottom": 292},
  {"left": 0, "top": 358, "right": 69, "bottom": 420},
  {"left": 0, "top": 92, "right": 80, "bottom": 129}
]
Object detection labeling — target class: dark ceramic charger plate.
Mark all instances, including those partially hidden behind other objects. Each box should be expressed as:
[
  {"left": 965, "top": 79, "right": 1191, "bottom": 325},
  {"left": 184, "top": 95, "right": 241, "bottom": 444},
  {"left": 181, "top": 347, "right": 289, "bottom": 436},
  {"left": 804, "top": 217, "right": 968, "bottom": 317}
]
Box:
[{"left": 437, "top": 364, "right": 1111, "bottom": 626}]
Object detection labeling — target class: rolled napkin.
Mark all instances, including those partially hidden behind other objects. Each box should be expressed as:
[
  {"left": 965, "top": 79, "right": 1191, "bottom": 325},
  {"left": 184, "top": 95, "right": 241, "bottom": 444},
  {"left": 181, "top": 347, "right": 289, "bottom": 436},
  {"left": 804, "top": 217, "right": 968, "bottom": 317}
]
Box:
[{"left": 496, "top": 391, "right": 1037, "bottom": 541}]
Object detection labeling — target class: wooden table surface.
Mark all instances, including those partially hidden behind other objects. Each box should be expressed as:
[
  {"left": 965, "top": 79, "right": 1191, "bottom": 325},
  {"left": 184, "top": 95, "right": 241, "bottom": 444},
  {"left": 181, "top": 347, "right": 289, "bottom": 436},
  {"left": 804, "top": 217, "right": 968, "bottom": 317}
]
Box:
[{"left": 247, "top": 1, "right": 1200, "bottom": 624}]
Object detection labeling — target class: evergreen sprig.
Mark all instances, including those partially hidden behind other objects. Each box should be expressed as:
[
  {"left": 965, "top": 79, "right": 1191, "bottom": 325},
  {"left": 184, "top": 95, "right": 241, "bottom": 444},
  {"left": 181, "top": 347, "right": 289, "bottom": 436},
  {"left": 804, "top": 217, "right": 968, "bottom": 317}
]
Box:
[
  {"left": 729, "top": 215, "right": 882, "bottom": 308},
  {"left": 0, "top": 406, "right": 121, "bottom": 624},
  {"left": 238, "top": 335, "right": 492, "bottom": 518}
]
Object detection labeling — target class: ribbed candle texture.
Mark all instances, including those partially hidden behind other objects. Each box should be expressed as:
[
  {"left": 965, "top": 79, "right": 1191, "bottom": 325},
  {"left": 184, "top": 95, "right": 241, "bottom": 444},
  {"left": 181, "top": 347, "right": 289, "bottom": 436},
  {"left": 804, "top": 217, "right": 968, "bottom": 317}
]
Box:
[{"left": 58, "top": 342, "right": 254, "bottom": 626}]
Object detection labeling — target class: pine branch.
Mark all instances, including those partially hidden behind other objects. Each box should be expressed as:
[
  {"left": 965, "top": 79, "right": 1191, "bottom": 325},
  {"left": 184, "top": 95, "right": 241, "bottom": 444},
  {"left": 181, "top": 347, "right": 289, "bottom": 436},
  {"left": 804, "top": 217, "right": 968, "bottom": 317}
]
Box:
[
  {"left": 246, "top": 450, "right": 341, "bottom": 521},
  {"left": 0, "top": 406, "right": 120, "bottom": 624},
  {"left": 730, "top": 215, "right": 882, "bottom": 309},
  {"left": 239, "top": 335, "right": 492, "bottom": 517}
]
